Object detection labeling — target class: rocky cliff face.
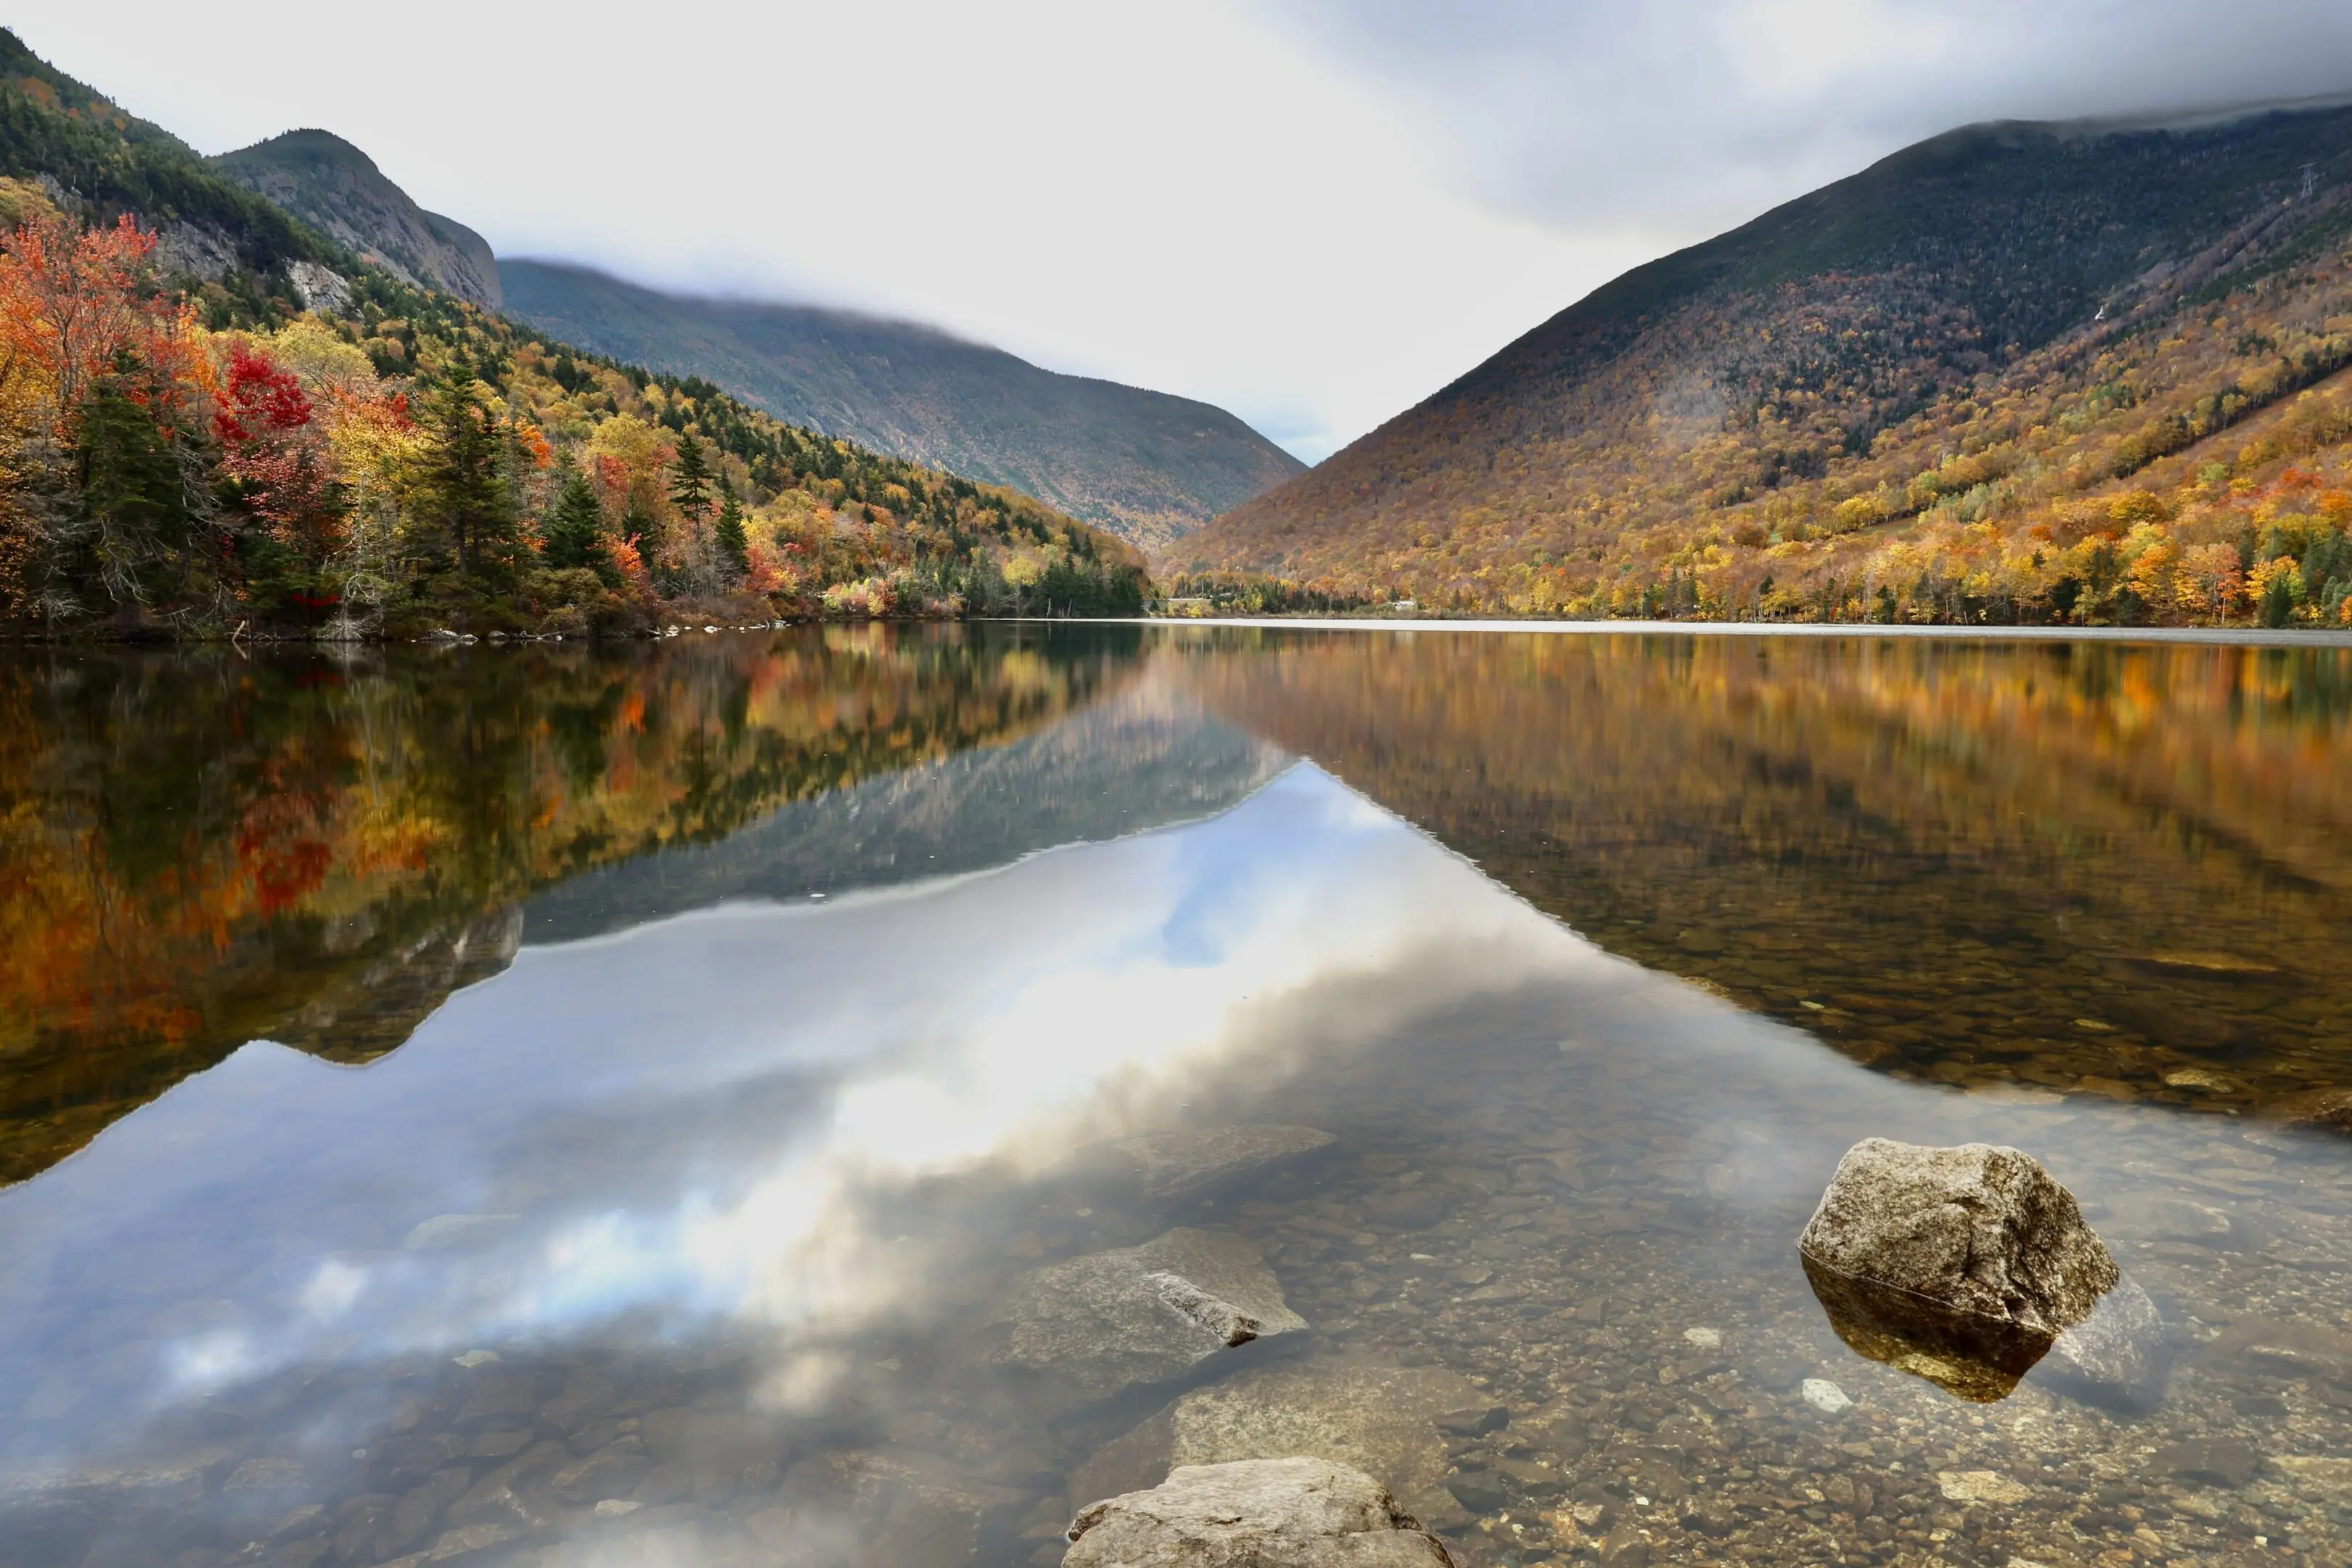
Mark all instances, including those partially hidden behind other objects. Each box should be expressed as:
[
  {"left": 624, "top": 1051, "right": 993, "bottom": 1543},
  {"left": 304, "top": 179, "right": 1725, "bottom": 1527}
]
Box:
[{"left": 211, "top": 129, "right": 499, "bottom": 309}]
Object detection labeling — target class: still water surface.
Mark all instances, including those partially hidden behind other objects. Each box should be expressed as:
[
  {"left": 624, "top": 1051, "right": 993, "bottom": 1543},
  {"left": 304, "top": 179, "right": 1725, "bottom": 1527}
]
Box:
[{"left": 2, "top": 627, "right": 2350, "bottom": 1567}]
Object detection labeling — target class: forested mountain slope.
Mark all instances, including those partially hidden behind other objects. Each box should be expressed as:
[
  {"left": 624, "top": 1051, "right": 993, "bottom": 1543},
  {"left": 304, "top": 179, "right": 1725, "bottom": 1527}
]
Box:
[
  {"left": 500, "top": 260, "right": 1305, "bottom": 549},
  {"left": 212, "top": 129, "right": 500, "bottom": 309},
  {"left": 1184, "top": 103, "right": 2352, "bottom": 626},
  {"left": 0, "top": 28, "right": 323, "bottom": 311},
  {"left": 0, "top": 27, "right": 1146, "bottom": 637}
]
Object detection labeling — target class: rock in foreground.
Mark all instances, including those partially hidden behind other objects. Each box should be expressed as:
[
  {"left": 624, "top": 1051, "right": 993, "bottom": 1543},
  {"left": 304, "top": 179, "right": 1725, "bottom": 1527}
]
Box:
[
  {"left": 983, "top": 1228, "right": 1307, "bottom": 1399},
  {"left": 1064, "top": 1457, "right": 1455, "bottom": 1567},
  {"left": 1798, "top": 1138, "right": 2121, "bottom": 1401},
  {"left": 1071, "top": 1358, "right": 1483, "bottom": 1533}
]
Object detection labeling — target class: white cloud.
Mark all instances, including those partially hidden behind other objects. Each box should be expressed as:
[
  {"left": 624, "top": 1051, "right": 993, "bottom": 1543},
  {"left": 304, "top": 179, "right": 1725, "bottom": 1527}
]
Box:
[{"left": 12, "top": 1, "right": 2352, "bottom": 462}]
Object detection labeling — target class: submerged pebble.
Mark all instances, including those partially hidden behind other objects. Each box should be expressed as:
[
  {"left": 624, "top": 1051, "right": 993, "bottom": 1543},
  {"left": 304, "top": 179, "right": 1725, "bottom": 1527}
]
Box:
[{"left": 1798, "top": 1378, "right": 1852, "bottom": 1413}]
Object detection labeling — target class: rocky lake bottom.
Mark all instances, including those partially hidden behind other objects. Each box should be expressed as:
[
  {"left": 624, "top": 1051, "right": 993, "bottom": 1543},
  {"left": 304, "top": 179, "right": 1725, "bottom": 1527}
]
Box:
[{"left": 2, "top": 630, "right": 2349, "bottom": 1568}]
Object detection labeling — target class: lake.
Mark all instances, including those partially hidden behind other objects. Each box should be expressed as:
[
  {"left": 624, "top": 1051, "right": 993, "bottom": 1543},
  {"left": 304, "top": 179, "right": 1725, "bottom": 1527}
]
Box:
[{"left": 2, "top": 626, "right": 2349, "bottom": 1568}]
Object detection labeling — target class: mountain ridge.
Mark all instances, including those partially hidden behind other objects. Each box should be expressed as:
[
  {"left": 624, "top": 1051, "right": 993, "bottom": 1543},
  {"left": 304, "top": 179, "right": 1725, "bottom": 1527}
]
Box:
[
  {"left": 499, "top": 258, "right": 1304, "bottom": 549},
  {"left": 1183, "top": 101, "right": 2352, "bottom": 626},
  {"left": 211, "top": 128, "right": 500, "bottom": 308}
]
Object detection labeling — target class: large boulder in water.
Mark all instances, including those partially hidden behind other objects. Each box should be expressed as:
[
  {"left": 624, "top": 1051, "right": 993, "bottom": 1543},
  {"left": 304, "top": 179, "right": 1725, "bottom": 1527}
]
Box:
[
  {"left": 1064, "top": 1457, "right": 1456, "bottom": 1567},
  {"left": 979, "top": 1228, "right": 1306, "bottom": 1401},
  {"left": 1797, "top": 1138, "right": 2122, "bottom": 1401}
]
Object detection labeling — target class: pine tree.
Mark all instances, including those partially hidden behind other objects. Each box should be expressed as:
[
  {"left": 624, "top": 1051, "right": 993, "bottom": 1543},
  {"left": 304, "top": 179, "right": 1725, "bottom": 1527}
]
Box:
[
  {"left": 66, "top": 379, "right": 205, "bottom": 613},
  {"left": 669, "top": 433, "right": 713, "bottom": 520},
  {"left": 419, "top": 361, "right": 513, "bottom": 581},
  {"left": 716, "top": 486, "right": 750, "bottom": 584},
  {"left": 544, "top": 467, "right": 616, "bottom": 586}
]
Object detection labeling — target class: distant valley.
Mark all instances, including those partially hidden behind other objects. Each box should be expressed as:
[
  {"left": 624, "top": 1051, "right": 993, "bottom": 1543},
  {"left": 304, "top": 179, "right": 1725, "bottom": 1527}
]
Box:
[
  {"left": 501, "top": 261, "right": 1303, "bottom": 548},
  {"left": 204, "top": 126, "right": 1299, "bottom": 550}
]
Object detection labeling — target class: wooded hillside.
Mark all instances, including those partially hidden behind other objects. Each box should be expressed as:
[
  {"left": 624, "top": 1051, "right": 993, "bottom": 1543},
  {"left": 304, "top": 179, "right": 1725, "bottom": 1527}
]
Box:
[
  {"left": 0, "top": 30, "right": 1146, "bottom": 637},
  {"left": 1185, "top": 106, "right": 2352, "bottom": 628}
]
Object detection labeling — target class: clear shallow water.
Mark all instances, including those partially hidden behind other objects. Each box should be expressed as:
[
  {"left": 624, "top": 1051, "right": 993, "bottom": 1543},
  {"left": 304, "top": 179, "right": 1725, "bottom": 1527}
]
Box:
[{"left": 2, "top": 629, "right": 2350, "bottom": 1568}]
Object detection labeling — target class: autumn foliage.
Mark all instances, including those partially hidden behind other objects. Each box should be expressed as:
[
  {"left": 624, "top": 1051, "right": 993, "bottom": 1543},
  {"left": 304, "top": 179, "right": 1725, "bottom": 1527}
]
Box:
[
  {"left": 1184, "top": 108, "right": 2352, "bottom": 630},
  {"left": 0, "top": 203, "right": 1146, "bottom": 638}
]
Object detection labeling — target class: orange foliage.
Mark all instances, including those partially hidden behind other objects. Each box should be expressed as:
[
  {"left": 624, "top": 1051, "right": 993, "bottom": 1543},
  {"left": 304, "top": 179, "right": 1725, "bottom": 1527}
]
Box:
[{"left": 0, "top": 212, "right": 169, "bottom": 427}]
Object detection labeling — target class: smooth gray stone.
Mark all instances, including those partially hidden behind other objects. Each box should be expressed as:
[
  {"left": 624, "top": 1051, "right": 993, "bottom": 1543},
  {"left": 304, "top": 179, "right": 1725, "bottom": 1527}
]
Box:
[
  {"left": 1064, "top": 1457, "right": 1455, "bottom": 1567},
  {"left": 1070, "top": 1359, "right": 1485, "bottom": 1535},
  {"left": 984, "top": 1228, "right": 1306, "bottom": 1399}
]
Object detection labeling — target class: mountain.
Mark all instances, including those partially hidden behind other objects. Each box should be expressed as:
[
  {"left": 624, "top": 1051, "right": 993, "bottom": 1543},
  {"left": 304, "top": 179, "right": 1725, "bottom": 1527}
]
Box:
[
  {"left": 1181, "top": 102, "right": 2352, "bottom": 626},
  {"left": 0, "top": 25, "right": 1149, "bottom": 638},
  {"left": 0, "top": 28, "right": 323, "bottom": 290},
  {"left": 211, "top": 128, "right": 500, "bottom": 309},
  {"left": 499, "top": 259, "right": 1305, "bottom": 549}
]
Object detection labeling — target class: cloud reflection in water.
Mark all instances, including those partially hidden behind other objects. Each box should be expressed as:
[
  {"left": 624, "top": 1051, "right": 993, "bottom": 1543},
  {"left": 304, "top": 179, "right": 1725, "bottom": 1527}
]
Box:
[{"left": 0, "top": 763, "right": 1583, "bottom": 1452}]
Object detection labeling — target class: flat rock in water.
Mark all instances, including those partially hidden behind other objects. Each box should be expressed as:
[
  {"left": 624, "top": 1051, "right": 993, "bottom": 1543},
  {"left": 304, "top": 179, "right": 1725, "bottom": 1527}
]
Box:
[
  {"left": 2103, "top": 1193, "right": 2235, "bottom": 1246},
  {"left": 2142, "top": 950, "right": 2278, "bottom": 975},
  {"left": 981, "top": 1228, "right": 1305, "bottom": 1399},
  {"left": 1798, "top": 1138, "right": 2119, "bottom": 1400},
  {"left": 404, "top": 1213, "right": 518, "bottom": 1251},
  {"left": 1093, "top": 1124, "right": 1337, "bottom": 1202},
  {"left": 2153, "top": 1437, "right": 2260, "bottom": 1489},
  {"left": 1070, "top": 1358, "right": 1485, "bottom": 1532},
  {"left": 1936, "top": 1470, "right": 2032, "bottom": 1504},
  {"left": 0, "top": 1444, "right": 240, "bottom": 1545},
  {"left": 1065, "top": 1457, "right": 1455, "bottom": 1567}
]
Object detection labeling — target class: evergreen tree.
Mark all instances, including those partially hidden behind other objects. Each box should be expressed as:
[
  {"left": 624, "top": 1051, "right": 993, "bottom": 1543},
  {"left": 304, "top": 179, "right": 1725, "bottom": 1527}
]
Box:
[
  {"left": 621, "top": 490, "right": 656, "bottom": 550},
  {"left": 669, "top": 433, "right": 714, "bottom": 521},
  {"left": 716, "top": 485, "right": 750, "bottom": 584},
  {"left": 544, "top": 467, "right": 616, "bottom": 586},
  {"left": 67, "top": 379, "right": 205, "bottom": 613},
  {"left": 418, "top": 361, "right": 513, "bottom": 581}
]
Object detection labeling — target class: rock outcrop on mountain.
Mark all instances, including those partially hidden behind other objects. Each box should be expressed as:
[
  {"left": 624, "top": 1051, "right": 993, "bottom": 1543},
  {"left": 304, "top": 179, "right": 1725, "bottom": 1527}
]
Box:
[{"left": 211, "top": 129, "right": 500, "bottom": 309}]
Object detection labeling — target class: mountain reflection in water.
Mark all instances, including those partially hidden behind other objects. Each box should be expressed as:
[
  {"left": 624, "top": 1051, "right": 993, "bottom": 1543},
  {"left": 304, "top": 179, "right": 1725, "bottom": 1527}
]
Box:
[
  {"left": 1172, "top": 629, "right": 2352, "bottom": 1115},
  {"left": 0, "top": 626, "right": 2347, "bottom": 1568},
  {"left": 0, "top": 628, "right": 1152, "bottom": 1184}
]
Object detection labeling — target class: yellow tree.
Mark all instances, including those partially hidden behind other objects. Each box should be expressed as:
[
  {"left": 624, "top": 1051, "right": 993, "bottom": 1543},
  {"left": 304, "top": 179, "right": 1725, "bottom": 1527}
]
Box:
[{"left": 2176, "top": 542, "right": 2244, "bottom": 626}]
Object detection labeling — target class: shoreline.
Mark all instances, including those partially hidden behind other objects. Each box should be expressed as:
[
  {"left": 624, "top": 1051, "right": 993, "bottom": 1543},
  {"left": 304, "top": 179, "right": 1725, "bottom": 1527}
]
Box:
[
  {"left": 13, "top": 617, "right": 2352, "bottom": 651},
  {"left": 1118, "top": 616, "right": 2352, "bottom": 649}
]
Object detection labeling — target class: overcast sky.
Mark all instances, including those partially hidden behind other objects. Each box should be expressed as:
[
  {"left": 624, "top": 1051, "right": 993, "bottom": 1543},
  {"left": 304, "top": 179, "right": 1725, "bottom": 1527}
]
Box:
[{"left": 20, "top": 1, "right": 2352, "bottom": 462}]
